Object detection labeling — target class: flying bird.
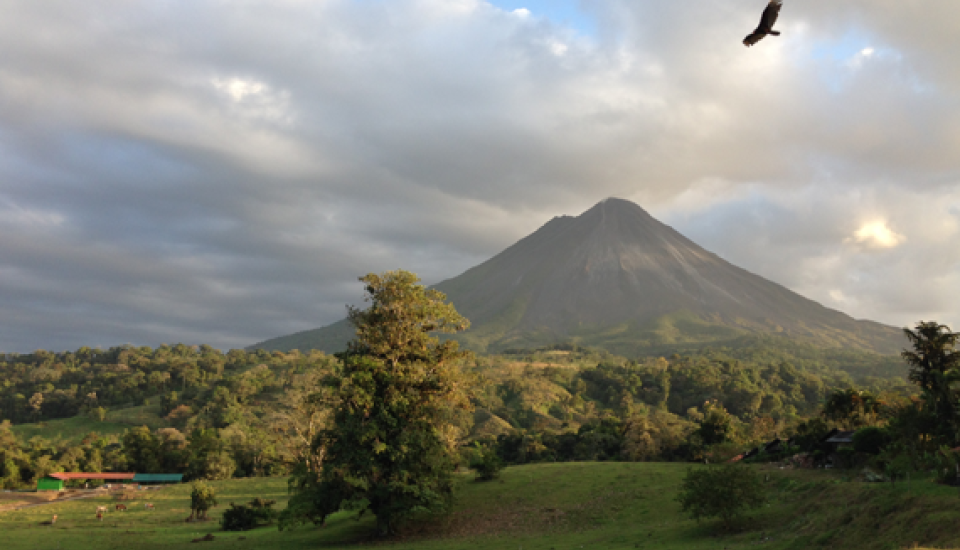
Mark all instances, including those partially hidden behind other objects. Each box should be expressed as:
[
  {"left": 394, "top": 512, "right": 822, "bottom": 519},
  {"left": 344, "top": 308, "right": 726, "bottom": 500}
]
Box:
[{"left": 743, "top": 0, "right": 782, "bottom": 47}]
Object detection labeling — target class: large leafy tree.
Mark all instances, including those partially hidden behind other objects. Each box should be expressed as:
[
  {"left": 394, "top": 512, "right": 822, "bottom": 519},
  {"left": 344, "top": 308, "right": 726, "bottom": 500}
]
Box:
[
  {"left": 284, "top": 270, "right": 473, "bottom": 536},
  {"left": 902, "top": 321, "right": 960, "bottom": 441},
  {"left": 122, "top": 426, "right": 162, "bottom": 473}
]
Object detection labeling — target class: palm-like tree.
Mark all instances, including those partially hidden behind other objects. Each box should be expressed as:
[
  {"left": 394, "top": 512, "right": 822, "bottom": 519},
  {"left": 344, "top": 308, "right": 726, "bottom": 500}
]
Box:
[
  {"left": 822, "top": 388, "right": 883, "bottom": 428},
  {"left": 902, "top": 321, "right": 960, "bottom": 441}
]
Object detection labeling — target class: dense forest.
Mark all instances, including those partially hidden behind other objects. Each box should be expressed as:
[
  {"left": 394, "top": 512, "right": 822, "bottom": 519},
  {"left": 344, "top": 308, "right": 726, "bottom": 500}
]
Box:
[{"left": 0, "top": 335, "right": 914, "bottom": 489}]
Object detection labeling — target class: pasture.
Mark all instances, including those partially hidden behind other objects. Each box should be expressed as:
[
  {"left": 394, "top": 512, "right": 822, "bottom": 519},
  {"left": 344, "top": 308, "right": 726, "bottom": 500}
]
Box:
[{"left": 2, "top": 462, "right": 960, "bottom": 550}]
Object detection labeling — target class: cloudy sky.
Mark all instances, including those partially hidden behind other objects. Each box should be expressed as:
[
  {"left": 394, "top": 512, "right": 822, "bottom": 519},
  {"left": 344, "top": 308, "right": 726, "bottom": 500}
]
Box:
[{"left": 1, "top": 0, "right": 958, "bottom": 352}]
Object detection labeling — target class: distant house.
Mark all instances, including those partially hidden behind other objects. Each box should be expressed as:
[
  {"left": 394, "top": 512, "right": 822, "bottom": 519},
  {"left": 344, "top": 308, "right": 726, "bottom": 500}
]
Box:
[
  {"left": 823, "top": 430, "right": 857, "bottom": 447},
  {"left": 822, "top": 430, "right": 858, "bottom": 468}
]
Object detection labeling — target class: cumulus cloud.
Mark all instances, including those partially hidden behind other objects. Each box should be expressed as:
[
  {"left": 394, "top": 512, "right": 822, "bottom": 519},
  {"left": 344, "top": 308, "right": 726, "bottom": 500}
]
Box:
[{"left": 0, "top": 0, "right": 958, "bottom": 351}]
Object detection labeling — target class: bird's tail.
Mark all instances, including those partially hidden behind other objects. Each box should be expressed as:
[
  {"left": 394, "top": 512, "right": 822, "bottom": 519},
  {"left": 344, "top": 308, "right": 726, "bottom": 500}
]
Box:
[{"left": 769, "top": 31, "right": 781, "bottom": 36}]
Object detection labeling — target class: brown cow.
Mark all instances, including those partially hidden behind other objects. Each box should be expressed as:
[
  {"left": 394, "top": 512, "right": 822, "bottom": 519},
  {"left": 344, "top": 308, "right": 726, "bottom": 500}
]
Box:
[
  {"left": 115, "top": 504, "right": 127, "bottom": 512},
  {"left": 96, "top": 511, "right": 103, "bottom": 522}
]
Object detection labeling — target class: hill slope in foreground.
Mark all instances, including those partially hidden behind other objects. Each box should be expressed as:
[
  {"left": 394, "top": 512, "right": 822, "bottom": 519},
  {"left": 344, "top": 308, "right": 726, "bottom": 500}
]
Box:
[
  {"left": 252, "top": 198, "right": 904, "bottom": 356},
  {"left": 1, "top": 463, "right": 958, "bottom": 550}
]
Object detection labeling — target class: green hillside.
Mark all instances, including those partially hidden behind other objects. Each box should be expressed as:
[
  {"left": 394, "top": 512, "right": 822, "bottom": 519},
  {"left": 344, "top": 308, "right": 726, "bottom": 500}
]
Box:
[
  {"left": 250, "top": 310, "right": 907, "bottom": 364},
  {"left": 11, "top": 402, "right": 167, "bottom": 444},
  {"left": 250, "top": 318, "right": 354, "bottom": 354},
  {"left": 2, "top": 462, "right": 959, "bottom": 550}
]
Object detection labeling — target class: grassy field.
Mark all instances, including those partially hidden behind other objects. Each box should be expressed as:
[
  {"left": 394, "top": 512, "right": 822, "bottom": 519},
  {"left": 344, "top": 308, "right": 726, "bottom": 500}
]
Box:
[
  {"left": 11, "top": 403, "right": 167, "bottom": 443},
  {"left": 1, "top": 462, "right": 959, "bottom": 550}
]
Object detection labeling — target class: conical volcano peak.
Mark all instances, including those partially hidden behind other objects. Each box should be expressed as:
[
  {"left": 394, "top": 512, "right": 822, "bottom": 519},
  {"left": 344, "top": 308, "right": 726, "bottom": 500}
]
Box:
[
  {"left": 564, "top": 198, "right": 707, "bottom": 265},
  {"left": 577, "top": 197, "right": 674, "bottom": 235},
  {"left": 252, "top": 198, "right": 904, "bottom": 356},
  {"left": 581, "top": 197, "right": 657, "bottom": 226}
]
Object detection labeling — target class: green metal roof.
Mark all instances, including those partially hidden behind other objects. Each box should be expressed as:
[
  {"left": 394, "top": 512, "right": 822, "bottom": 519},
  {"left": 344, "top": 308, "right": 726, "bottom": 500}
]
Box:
[{"left": 132, "top": 473, "right": 184, "bottom": 483}]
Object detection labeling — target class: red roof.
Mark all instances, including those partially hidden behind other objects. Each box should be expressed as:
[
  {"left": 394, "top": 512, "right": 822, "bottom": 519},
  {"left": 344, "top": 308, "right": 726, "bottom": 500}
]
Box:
[{"left": 48, "top": 472, "right": 136, "bottom": 481}]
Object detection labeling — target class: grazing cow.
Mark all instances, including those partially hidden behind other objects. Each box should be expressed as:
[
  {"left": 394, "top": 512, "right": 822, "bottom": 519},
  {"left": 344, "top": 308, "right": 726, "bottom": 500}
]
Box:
[
  {"left": 115, "top": 504, "right": 127, "bottom": 512},
  {"left": 40, "top": 514, "right": 58, "bottom": 525},
  {"left": 144, "top": 503, "right": 155, "bottom": 510},
  {"left": 96, "top": 506, "right": 108, "bottom": 514}
]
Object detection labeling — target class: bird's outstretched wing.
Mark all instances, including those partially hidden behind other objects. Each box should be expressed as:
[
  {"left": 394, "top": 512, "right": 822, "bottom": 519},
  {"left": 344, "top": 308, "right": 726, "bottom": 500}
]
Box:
[
  {"left": 743, "top": 0, "right": 782, "bottom": 47},
  {"left": 743, "top": 30, "right": 766, "bottom": 47}
]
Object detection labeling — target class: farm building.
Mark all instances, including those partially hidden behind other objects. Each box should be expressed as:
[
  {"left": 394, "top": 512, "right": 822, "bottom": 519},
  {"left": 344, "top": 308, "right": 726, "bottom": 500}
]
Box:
[
  {"left": 133, "top": 473, "right": 184, "bottom": 485},
  {"left": 37, "top": 472, "right": 135, "bottom": 491},
  {"left": 822, "top": 430, "right": 858, "bottom": 468}
]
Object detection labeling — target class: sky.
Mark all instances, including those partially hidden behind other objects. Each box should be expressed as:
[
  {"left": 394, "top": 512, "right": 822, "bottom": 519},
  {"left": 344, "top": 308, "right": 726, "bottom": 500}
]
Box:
[{"left": 1, "top": 0, "right": 959, "bottom": 353}]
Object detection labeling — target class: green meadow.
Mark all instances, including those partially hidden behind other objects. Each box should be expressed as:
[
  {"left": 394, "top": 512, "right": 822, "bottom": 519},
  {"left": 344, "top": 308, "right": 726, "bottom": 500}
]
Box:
[{"left": 3, "top": 462, "right": 960, "bottom": 550}]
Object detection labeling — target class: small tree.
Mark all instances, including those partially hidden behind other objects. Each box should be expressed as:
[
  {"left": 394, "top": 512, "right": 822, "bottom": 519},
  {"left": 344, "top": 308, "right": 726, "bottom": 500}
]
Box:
[
  {"left": 677, "top": 463, "right": 766, "bottom": 531},
  {"left": 189, "top": 481, "right": 218, "bottom": 521},
  {"left": 88, "top": 406, "right": 107, "bottom": 423}
]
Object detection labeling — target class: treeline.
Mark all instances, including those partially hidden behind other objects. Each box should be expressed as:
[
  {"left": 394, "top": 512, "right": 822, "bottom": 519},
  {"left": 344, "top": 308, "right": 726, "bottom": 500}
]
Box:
[
  {"left": 0, "top": 422, "right": 280, "bottom": 488},
  {"left": 0, "top": 345, "right": 339, "bottom": 424},
  {"left": 469, "top": 342, "right": 911, "bottom": 448}
]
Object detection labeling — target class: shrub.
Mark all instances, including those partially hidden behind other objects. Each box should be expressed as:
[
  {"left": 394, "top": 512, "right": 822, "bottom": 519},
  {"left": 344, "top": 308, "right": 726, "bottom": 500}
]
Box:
[
  {"left": 676, "top": 463, "right": 766, "bottom": 531},
  {"left": 469, "top": 444, "right": 503, "bottom": 481},
  {"left": 221, "top": 498, "right": 277, "bottom": 531},
  {"left": 886, "top": 455, "right": 911, "bottom": 482}
]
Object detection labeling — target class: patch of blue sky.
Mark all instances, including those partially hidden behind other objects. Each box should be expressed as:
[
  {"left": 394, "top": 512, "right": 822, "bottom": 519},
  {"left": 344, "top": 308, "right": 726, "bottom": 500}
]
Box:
[
  {"left": 804, "top": 27, "right": 936, "bottom": 95},
  {"left": 807, "top": 29, "right": 879, "bottom": 93},
  {"left": 809, "top": 26, "right": 876, "bottom": 63},
  {"left": 485, "top": 0, "right": 597, "bottom": 37}
]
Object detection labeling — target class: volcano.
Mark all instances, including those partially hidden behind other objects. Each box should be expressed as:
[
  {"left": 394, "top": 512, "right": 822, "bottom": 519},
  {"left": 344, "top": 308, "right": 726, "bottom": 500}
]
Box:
[{"left": 252, "top": 198, "right": 903, "bottom": 356}]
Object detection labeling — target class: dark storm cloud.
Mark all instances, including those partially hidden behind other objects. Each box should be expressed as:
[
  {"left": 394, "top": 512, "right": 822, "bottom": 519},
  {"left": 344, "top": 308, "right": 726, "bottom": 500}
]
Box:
[{"left": 0, "top": 0, "right": 957, "bottom": 352}]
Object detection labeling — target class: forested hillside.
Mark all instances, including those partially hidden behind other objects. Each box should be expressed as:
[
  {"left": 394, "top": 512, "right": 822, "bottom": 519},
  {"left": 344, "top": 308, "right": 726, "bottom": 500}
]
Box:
[{"left": 0, "top": 337, "right": 912, "bottom": 489}]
